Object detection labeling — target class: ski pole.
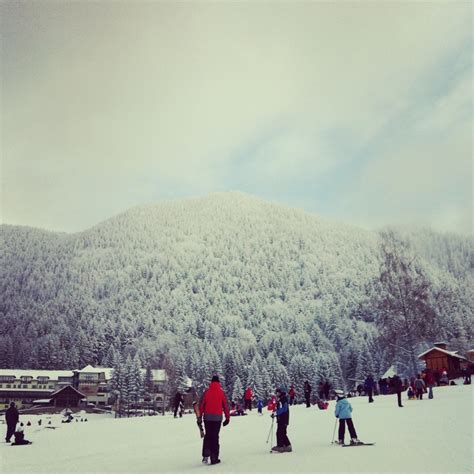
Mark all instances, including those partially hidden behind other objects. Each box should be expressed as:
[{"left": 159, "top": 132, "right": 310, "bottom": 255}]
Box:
[
  {"left": 266, "top": 416, "right": 275, "bottom": 444},
  {"left": 331, "top": 418, "right": 338, "bottom": 444}
]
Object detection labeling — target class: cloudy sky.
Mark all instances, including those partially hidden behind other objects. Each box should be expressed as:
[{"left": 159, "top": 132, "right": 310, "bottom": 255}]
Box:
[{"left": 1, "top": 1, "right": 472, "bottom": 234}]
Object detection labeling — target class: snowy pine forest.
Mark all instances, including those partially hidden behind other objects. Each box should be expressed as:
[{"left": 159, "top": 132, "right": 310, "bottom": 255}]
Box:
[{"left": 0, "top": 193, "right": 472, "bottom": 397}]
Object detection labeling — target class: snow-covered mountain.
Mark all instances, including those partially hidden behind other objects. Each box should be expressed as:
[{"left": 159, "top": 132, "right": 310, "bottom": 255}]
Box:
[{"left": 0, "top": 193, "right": 472, "bottom": 394}]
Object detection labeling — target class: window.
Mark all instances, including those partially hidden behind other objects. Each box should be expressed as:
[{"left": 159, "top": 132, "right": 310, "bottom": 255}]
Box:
[
  {"left": 0, "top": 376, "right": 15, "bottom": 383},
  {"left": 37, "top": 377, "right": 49, "bottom": 384},
  {"left": 49, "top": 385, "right": 54, "bottom": 389},
  {"left": 20, "top": 376, "right": 32, "bottom": 384},
  {"left": 22, "top": 385, "right": 28, "bottom": 389},
  {"left": 6, "top": 384, "right": 11, "bottom": 388}
]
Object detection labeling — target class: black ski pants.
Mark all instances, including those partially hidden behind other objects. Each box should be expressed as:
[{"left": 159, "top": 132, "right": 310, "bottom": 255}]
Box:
[
  {"left": 416, "top": 388, "right": 423, "bottom": 400},
  {"left": 305, "top": 393, "right": 311, "bottom": 407},
  {"left": 396, "top": 391, "right": 403, "bottom": 407},
  {"left": 338, "top": 418, "right": 357, "bottom": 442},
  {"left": 276, "top": 422, "right": 291, "bottom": 447},
  {"left": 203, "top": 420, "right": 221, "bottom": 462},
  {"left": 367, "top": 388, "right": 374, "bottom": 402},
  {"left": 245, "top": 399, "right": 252, "bottom": 410},
  {"left": 6, "top": 422, "right": 17, "bottom": 442}
]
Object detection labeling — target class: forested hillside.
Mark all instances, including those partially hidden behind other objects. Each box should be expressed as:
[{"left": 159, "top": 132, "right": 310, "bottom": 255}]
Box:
[{"left": 0, "top": 193, "right": 472, "bottom": 396}]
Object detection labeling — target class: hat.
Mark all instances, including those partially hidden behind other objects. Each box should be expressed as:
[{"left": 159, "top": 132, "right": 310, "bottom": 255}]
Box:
[
  {"left": 211, "top": 375, "right": 220, "bottom": 383},
  {"left": 334, "top": 389, "right": 344, "bottom": 397},
  {"left": 276, "top": 385, "right": 288, "bottom": 394}
]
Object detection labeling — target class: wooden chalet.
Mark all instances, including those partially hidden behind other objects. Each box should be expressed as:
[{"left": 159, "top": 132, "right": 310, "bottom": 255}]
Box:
[
  {"left": 418, "top": 342, "right": 469, "bottom": 378},
  {"left": 47, "top": 385, "right": 87, "bottom": 408}
]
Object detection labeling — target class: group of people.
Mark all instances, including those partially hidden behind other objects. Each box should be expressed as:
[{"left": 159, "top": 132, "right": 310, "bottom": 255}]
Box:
[
  {"left": 4, "top": 402, "right": 32, "bottom": 445},
  {"left": 194, "top": 375, "right": 367, "bottom": 465}
]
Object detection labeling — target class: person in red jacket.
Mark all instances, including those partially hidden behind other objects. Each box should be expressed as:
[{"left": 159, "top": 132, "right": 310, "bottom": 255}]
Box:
[
  {"left": 244, "top": 386, "right": 253, "bottom": 411},
  {"left": 199, "top": 375, "right": 230, "bottom": 465}
]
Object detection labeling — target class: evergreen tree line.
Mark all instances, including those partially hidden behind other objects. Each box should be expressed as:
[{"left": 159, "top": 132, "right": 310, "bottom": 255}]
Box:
[{"left": 0, "top": 194, "right": 472, "bottom": 395}]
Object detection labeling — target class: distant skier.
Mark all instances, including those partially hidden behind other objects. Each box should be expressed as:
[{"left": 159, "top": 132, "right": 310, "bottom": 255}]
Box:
[
  {"left": 199, "top": 375, "right": 230, "bottom": 465},
  {"left": 392, "top": 374, "right": 403, "bottom": 407},
  {"left": 174, "top": 391, "right": 184, "bottom": 418},
  {"left": 257, "top": 399, "right": 263, "bottom": 415},
  {"left": 244, "top": 386, "right": 253, "bottom": 411},
  {"left": 271, "top": 386, "right": 292, "bottom": 453},
  {"left": 364, "top": 375, "right": 375, "bottom": 403},
  {"left": 11, "top": 423, "right": 32, "bottom": 446},
  {"left": 323, "top": 380, "right": 331, "bottom": 400},
  {"left": 303, "top": 380, "right": 312, "bottom": 407},
  {"left": 5, "top": 402, "right": 19, "bottom": 443},
  {"left": 334, "top": 390, "right": 361, "bottom": 446},
  {"left": 289, "top": 385, "right": 296, "bottom": 405},
  {"left": 414, "top": 374, "right": 425, "bottom": 400}
]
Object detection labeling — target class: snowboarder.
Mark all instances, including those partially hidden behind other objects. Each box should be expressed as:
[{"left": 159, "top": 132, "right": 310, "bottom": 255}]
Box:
[
  {"left": 364, "top": 375, "right": 375, "bottom": 403},
  {"left": 289, "top": 385, "right": 296, "bottom": 405},
  {"left": 5, "top": 402, "right": 19, "bottom": 443},
  {"left": 334, "top": 390, "right": 361, "bottom": 446},
  {"left": 173, "top": 391, "right": 184, "bottom": 418},
  {"left": 271, "top": 386, "right": 292, "bottom": 453},
  {"left": 392, "top": 374, "right": 404, "bottom": 407},
  {"left": 11, "top": 423, "right": 32, "bottom": 446},
  {"left": 244, "top": 386, "right": 253, "bottom": 411},
  {"left": 199, "top": 375, "right": 230, "bottom": 465},
  {"left": 303, "top": 380, "right": 312, "bottom": 407}
]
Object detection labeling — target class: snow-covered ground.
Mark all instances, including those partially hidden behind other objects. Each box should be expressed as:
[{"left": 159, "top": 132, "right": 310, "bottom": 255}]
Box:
[{"left": 1, "top": 384, "right": 472, "bottom": 473}]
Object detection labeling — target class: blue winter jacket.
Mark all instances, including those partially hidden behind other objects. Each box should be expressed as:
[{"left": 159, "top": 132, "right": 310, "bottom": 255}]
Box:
[{"left": 335, "top": 397, "right": 352, "bottom": 419}]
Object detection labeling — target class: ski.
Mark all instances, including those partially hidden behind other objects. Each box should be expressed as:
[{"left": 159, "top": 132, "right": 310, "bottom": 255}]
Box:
[
  {"left": 192, "top": 401, "right": 205, "bottom": 438},
  {"left": 342, "top": 442, "right": 375, "bottom": 447}
]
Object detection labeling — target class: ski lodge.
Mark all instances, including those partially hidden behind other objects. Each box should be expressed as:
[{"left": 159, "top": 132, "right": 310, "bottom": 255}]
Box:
[
  {"left": 0, "top": 365, "right": 168, "bottom": 411},
  {"left": 418, "top": 342, "right": 471, "bottom": 378}
]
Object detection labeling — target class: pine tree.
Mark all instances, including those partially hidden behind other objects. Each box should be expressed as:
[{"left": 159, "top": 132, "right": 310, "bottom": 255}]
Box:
[
  {"left": 110, "top": 352, "right": 125, "bottom": 417},
  {"left": 232, "top": 375, "right": 244, "bottom": 404}
]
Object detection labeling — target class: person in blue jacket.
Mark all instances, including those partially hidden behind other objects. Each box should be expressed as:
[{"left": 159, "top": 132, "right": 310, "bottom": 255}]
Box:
[
  {"left": 271, "top": 386, "right": 292, "bottom": 453},
  {"left": 334, "top": 389, "right": 361, "bottom": 445},
  {"left": 256, "top": 399, "right": 263, "bottom": 415}
]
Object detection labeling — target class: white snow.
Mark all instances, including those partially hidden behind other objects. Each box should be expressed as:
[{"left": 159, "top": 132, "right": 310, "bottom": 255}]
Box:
[{"left": 1, "top": 384, "right": 472, "bottom": 473}]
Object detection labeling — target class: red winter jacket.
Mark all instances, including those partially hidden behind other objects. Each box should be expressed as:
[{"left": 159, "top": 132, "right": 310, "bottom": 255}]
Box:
[
  {"left": 244, "top": 387, "right": 253, "bottom": 400},
  {"left": 200, "top": 381, "right": 230, "bottom": 422}
]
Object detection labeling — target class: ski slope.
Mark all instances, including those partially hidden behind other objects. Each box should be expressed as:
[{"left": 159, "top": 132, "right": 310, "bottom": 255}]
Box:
[{"left": 1, "top": 384, "right": 472, "bottom": 473}]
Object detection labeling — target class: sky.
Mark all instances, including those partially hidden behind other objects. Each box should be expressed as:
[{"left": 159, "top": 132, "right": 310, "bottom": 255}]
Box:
[{"left": 1, "top": 1, "right": 472, "bottom": 234}]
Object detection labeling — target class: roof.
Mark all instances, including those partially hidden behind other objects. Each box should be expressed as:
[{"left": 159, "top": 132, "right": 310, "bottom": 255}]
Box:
[
  {"left": 418, "top": 347, "right": 468, "bottom": 361},
  {"left": 49, "top": 385, "right": 86, "bottom": 399},
  {"left": 382, "top": 365, "right": 397, "bottom": 379},
  {"left": 0, "top": 369, "right": 74, "bottom": 379}
]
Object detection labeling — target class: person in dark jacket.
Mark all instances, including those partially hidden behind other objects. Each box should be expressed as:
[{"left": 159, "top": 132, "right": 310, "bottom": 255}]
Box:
[
  {"left": 271, "top": 386, "right": 291, "bottom": 453},
  {"left": 303, "top": 380, "right": 312, "bottom": 407},
  {"left": 199, "top": 375, "right": 230, "bottom": 465},
  {"left": 174, "top": 391, "right": 184, "bottom": 418},
  {"left": 288, "top": 385, "right": 296, "bottom": 405},
  {"left": 11, "top": 422, "right": 32, "bottom": 446},
  {"left": 364, "top": 375, "right": 375, "bottom": 403},
  {"left": 5, "top": 402, "right": 19, "bottom": 443},
  {"left": 392, "top": 374, "right": 403, "bottom": 407},
  {"left": 323, "top": 381, "right": 331, "bottom": 400}
]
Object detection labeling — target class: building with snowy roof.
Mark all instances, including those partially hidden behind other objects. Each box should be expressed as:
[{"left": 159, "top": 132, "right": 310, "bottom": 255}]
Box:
[{"left": 418, "top": 342, "right": 470, "bottom": 378}]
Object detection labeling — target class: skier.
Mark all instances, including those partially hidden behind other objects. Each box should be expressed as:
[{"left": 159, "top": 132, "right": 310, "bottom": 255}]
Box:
[
  {"left": 364, "top": 375, "right": 375, "bottom": 403},
  {"left": 244, "top": 386, "right": 253, "bottom": 411},
  {"left": 289, "top": 385, "right": 296, "bottom": 405},
  {"left": 303, "top": 380, "right": 312, "bottom": 407},
  {"left": 5, "top": 402, "right": 19, "bottom": 443},
  {"left": 323, "top": 380, "right": 331, "bottom": 400},
  {"left": 271, "top": 386, "right": 292, "bottom": 453},
  {"left": 173, "top": 391, "right": 184, "bottom": 418},
  {"left": 334, "top": 390, "right": 361, "bottom": 446},
  {"left": 257, "top": 399, "right": 263, "bottom": 415},
  {"left": 414, "top": 374, "right": 425, "bottom": 400},
  {"left": 199, "top": 375, "right": 230, "bottom": 465},
  {"left": 392, "top": 374, "right": 404, "bottom": 407}
]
